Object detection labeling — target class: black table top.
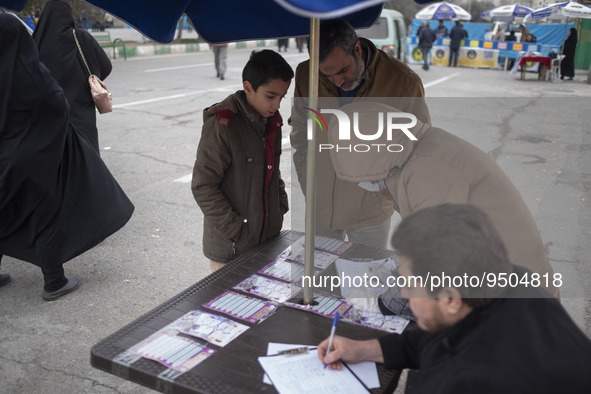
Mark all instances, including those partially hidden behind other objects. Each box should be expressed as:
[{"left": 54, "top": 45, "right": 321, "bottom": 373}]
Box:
[{"left": 91, "top": 231, "right": 404, "bottom": 393}]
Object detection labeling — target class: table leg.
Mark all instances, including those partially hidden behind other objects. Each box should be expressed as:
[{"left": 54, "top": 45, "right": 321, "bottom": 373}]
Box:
[{"left": 539, "top": 64, "right": 547, "bottom": 80}]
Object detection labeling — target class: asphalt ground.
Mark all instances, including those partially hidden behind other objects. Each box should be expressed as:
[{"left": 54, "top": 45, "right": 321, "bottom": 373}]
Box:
[{"left": 0, "top": 36, "right": 590, "bottom": 393}]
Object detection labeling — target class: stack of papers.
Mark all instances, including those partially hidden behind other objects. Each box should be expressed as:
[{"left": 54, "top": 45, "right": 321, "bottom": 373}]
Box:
[{"left": 259, "top": 343, "right": 378, "bottom": 393}]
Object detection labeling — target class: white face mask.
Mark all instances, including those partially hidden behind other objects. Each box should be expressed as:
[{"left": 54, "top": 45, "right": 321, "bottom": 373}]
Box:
[{"left": 358, "top": 179, "right": 386, "bottom": 193}]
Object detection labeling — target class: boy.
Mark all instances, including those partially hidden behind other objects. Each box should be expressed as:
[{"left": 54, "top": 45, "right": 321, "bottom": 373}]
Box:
[{"left": 192, "top": 50, "right": 293, "bottom": 273}]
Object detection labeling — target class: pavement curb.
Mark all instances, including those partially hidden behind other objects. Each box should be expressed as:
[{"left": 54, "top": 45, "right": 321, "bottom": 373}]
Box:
[{"left": 106, "top": 39, "right": 273, "bottom": 60}]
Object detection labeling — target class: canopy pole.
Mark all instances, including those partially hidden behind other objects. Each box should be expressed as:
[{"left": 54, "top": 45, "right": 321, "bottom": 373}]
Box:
[{"left": 303, "top": 17, "right": 320, "bottom": 305}]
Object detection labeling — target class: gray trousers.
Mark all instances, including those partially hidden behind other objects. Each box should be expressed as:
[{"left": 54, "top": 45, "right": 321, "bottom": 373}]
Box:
[{"left": 213, "top": 46, "right": 227, "bottom": 76}]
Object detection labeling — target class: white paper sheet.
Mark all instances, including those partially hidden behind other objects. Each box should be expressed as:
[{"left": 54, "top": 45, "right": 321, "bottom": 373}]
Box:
[
  {"left": 263, "top": 343, "right": 379, "bottom": 389},
  {"left": 335, "top": 258, "right": 395, "bottom": 298},
  {"left": 258, "top": 351, "right": 370, "bottom": 394}
]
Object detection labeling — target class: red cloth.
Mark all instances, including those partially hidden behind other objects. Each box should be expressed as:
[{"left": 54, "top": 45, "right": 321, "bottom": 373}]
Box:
[{"left": 519, "top": 56, "right": 551, "bottom": 69}]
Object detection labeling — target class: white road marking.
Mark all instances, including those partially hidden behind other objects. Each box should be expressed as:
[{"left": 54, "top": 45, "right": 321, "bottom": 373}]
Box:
[
  {"left": 113, "top": 84, "right": 242, "bottom": 109},
  {"left": 423, "top": 73, "right": 460, "bottom": 88},
  {"left": 145, "top": 63, "right": 214, "bottom": 72}
]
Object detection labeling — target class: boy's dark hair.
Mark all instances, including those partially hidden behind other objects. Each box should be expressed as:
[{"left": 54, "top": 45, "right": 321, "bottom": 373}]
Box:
[
  {"left": 242, "top": 50, "right": 294, "bottom": 91},
  {"left": 392, "top": 204, "right": 512, "bottom": 308},
  {"left": 319, "top": 19, "right": 358, "bottom": 63}
]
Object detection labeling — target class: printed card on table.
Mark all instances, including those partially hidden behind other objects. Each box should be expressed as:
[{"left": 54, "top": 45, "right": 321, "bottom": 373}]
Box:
[
  {"left": 234, "top": 274, "right": 301, "bottom": 303},
  {"left": 288, "top": 235, "right": 353, "bottom": 255},
  {"left": 203, "top": 290, "right": 278, "bottom": 324},
  {"left": 342, "top": 308, "right": 410, "bottom": 333},
  {"left": 169, "top": 310, "right": 249, "bottom": 347},
  {"left": 313, "top": 235, "right": 352, "bottom": 255},
  {"left": 279, "top": 244, "right": 338, "bottom": 270},
  {"left": 259, "top": 258, "right": 321, "bottom": 284},
  {"left": 284, "top": 292, "right": 352, "bottom": 318},
  {"left": 130, "top": 329, "right": 216, "bottom": 373}
]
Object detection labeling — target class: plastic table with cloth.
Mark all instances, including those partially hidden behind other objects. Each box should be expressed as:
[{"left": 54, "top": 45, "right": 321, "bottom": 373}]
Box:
[
  {"left": 517, "top": 54, "right": 564, "bottom": 81},
  {"left": 510, "top": 51, "right": 554, "bottom": 81},
  {"left": 519, "top": 55, "right": 551, "bottom": 80}
]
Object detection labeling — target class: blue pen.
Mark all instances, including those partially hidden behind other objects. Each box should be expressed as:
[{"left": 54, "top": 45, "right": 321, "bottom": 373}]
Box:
[{"left": 323, "top": 312, "right": 340, "bottom": 369}]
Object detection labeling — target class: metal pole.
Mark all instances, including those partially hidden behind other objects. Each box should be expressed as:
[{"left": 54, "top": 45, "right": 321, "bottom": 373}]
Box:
[{"left": 303, "top": 17, "right": 320, "bottom": 305}]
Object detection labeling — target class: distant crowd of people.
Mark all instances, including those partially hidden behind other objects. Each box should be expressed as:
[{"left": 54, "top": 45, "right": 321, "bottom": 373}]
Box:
[{"left": 417, "top": 20, "right": 468, "bottom": 69}]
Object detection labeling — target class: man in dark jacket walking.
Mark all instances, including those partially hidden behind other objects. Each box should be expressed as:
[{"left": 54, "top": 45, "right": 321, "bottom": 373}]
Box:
[
  {"left": 418, "top": 22, "right": 435, "bottom": 70},
  {"left": 448, "top": 21, "right": 468, "bottom": 67},
  {"left": 318, "top": 204, "right": 591, "bottom": 393}
]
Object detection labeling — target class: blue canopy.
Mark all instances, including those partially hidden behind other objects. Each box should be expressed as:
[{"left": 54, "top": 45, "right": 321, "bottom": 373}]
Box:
[
  {"left": 530, "top": 1, "right": 591, "bottom": 20},
  {"left": 0, "top": 0, "right": 391, "bottom": 43},
  {"left": 481, "top": 4, "right": 533, "bottom": 23}
]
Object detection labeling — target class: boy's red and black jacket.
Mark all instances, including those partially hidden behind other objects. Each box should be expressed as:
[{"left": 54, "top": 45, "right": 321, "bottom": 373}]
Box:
[{"left": 191, "top": 90, "right": 288, "bottom": 263}]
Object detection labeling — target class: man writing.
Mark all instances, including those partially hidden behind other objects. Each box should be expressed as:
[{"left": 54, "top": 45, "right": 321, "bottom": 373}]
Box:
[
  {"left": 289, "top": 19, "right": 430, "bottom": 250},
  {"left": 318, "top": 204, "right": 591, "bottom": 393}
]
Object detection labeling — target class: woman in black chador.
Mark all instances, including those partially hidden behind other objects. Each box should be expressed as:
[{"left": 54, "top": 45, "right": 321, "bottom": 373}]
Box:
[
  {"left": 560, "top": 28, "right": 578, "bottom": 80},
  {"left": 33, "top": 0, "right": 112, "bottom": 153},
  {"left": 0, "top": 15, "right": 134, "bottom": 300}
]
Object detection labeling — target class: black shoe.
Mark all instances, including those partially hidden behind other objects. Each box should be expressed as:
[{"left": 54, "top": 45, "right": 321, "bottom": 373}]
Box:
[
  {"left": 560, "top": 75, "right": 564, "bottom": 80},
  {"left": 42, "top": 277, "right": 80, "bottom": 301},
  {"left": 220, "top": 74, "right": 224, "bottom": 80},
  {"left": 0, "top": 273, "right": 11, "bottom": 287},
  {"left": 216, "top": 72, "right": 220, "bottom": 78}
]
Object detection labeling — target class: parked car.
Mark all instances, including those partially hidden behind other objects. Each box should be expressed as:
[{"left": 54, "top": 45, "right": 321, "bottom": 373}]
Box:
[
  {"left": 356, "top": 8, "right": 407, "bottom": 62},
  {"left": 484, "top": 21, "right": 522, "bottom": 42}
]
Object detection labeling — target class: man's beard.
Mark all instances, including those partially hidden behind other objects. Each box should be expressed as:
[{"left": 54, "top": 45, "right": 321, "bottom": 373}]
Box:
[{"left": 340, "top": 54, "right": 365, "bottom": 91}]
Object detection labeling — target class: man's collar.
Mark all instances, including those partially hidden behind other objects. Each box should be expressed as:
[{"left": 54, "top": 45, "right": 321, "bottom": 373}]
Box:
[{"left": 359, "top": 38, "right": 374, "bottom": 71}]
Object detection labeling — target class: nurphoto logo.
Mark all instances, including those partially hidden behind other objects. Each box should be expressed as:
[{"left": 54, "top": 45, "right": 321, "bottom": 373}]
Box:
[
  {"left": 305, "top": 107, "right": 418, "bottom": 153},
  {"left": 304, "top": 107, "right": 328, "bottom": 132}
]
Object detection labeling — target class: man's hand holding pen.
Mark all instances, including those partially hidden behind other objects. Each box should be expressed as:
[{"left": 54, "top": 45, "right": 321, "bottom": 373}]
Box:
[{"left": 317, "top": 336, "right": 385, "bottom": 370}]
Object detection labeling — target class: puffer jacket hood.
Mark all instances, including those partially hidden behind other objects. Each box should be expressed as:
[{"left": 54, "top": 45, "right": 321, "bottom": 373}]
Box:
[{"left": 326, "top": 101, "right": 430, "bottom": 183}]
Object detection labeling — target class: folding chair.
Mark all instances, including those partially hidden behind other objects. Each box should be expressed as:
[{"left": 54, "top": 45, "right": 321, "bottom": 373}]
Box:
[{"left": 549, "top": 57, "right": 562, "bottom": 81}]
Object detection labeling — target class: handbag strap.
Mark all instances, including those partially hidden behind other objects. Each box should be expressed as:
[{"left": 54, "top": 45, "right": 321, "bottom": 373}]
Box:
[{"left": 73, "top": 28, "right": 92, "bottom": 77}]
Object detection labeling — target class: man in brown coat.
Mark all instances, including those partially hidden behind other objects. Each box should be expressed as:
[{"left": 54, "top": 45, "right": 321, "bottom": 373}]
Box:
[{"left": 290, "top": 19, "right": 430, "bottom": 250}]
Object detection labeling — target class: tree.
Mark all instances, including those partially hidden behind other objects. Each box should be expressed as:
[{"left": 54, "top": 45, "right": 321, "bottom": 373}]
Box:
[
  {"left": 386, "top": 0, "right": 422, "bottom": 27},
  {"left": 469, "top": 1, "right": 496, "bottom": 23},
  {"left": 18, "top": 0, "right": 106, "bottom": 28},
  {"left": 175, "top": 14, "right": 186, "bottom": 42}
]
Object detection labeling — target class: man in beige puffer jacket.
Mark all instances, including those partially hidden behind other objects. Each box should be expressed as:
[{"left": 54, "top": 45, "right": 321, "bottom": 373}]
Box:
[{"left": 326, "top": 102, "right": 559, "bottom": 307}]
